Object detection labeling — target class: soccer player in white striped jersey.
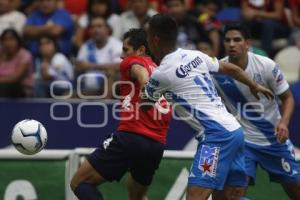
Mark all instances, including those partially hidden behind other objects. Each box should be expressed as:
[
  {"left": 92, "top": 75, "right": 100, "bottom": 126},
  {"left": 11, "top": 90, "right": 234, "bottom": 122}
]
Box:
[
  {"left": 212, "top": 22, "right": 300, "bottom": 199},
  {"left": 142, "top": 14, "right": 274, "bottom": 200}
]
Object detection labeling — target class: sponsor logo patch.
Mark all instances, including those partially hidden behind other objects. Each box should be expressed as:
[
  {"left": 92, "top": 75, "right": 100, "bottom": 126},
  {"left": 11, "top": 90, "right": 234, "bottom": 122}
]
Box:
[{"left": 198, "top": 145, "right": 220, "bottom": 177}]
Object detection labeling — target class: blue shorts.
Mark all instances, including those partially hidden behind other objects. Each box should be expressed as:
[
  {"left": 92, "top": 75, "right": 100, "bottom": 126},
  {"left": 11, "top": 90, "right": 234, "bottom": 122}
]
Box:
[
  {"left": 188, "top": 128, "right": 247, "bottom": 190},
  {"left": 87, "top": 131, "right": 164, "bottom": 186},
  {"left": 245, "top": 140, "right": 300, "bottom": 184}
]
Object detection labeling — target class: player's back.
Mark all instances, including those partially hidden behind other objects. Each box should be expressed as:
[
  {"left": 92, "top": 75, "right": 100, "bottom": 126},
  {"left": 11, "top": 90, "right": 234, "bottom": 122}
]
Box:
[
  {"left": 149, "top": 48, "right": 240, "bottom": 136},
  {"left": 118, "top": 55, "right": 172, "bottom": 144}
]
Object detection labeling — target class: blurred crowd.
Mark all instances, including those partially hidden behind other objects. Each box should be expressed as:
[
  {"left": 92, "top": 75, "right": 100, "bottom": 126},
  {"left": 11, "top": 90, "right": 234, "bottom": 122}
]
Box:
[{"left": 0, "top": 0, "right": 300, "bottom": 99}]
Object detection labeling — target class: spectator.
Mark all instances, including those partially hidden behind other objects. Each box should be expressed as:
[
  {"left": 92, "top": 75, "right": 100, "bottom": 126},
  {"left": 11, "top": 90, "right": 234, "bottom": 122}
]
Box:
[
  {"left": 0, "top": 0, "right": 26, "bottom": 35},
  {"left": 74, "top": 0, "right": 121, "bottom": 49},
  {"left": 35, "top": 35, "right": 74, "bottom": 97},
  {"left": 241, "top": 0, "right": 290, "bottom": 56},
  {"left": 0, "top": 29, "right": 33, "bottom": 98},
  {"left": 166, "top": 0, "right": 207, "bottom": 50},
  {"left": 196, "top": 37, "right": 215, "bottom": 57},
  {"left": 23, "top": 0, "right": 74, "bottom": 57},
  {"left": 290, "top": 0, "right": 300, "bottom": 46},
  {"left": 76, "top": 17, "right": 122, "bottom": 98},
  {"left": 196, "top": 0, "right": 222, "bottom": 56},
  {"left": 119, "top": 0, "right": 157, "bottom": 38},
  {"left": 59, "top": 0, "right": 87, "bottom": 17}
]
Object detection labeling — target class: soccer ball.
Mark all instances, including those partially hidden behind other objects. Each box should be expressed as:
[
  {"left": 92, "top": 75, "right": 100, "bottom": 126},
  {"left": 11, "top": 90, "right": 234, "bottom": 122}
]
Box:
[{"left": 11, "top": 119, "right": 47, "bottom": 155}]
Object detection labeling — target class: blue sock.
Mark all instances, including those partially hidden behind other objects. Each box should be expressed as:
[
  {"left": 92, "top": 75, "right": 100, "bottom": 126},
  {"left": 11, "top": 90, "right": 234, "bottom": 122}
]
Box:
[{"left": 74, "top": 182, "right": 104, "bottom": 200}]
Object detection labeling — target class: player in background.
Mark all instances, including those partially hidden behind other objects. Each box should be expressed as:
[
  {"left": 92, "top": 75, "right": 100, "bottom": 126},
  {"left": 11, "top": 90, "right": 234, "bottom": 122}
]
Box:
[
  {"left": 70, "top": 28, "right": 172, "bottom": 200},
  {"left": 142, "top": 14, "right": 274, "bottom": 200},
  {"left": 212, "top": 23, "right": 300, "bottom": 199}
]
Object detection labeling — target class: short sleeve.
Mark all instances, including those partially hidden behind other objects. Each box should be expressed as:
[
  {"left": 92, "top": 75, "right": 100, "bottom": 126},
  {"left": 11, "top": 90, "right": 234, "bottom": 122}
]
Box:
[
  {"left": 145, "top": 68, "right": 170, "bottom": 101},
  {"left": 200, "top": 52, "right": 219, "bottom": 72},
  {"left": 76, "top": 45, "right": 87, "bottom": 61},
  {"left": 110, "top": 39, "right": 122, "bottom": 63},
  {"left": 18, "top": 49, "right": 32, "bottom": 65},
  {"left": 266, "top": 63, "right": 289, "bottom": 95},
  {"left": 78, "top": 14, "right": 88, "bottom": 28}
]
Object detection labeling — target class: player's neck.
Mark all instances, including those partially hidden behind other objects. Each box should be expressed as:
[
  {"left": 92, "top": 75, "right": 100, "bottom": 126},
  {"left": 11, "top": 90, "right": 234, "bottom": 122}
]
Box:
[
  {"left": 229, "top": 54, "right": 248, "bottom": 70},
  {"left": 158, "top": 46, "right": 177, "bottom": 62}
]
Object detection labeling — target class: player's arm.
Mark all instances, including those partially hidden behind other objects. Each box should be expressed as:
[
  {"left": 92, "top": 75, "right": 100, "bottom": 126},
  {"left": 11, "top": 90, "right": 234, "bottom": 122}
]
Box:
[
  {"left": 276, "top": 89, "right": 295, "bottom": 143},
  {"left": 218, "top": 61, "right": 274, "bottom": 100},
  {"left": 130, "top": 64, "right": 156, "bottom": 110},
  {"left": 130, "top": 64, "right": 149, "bottom": 85},
  {"left": 140, "top": 69, "right": 169, "bottom": 111}
]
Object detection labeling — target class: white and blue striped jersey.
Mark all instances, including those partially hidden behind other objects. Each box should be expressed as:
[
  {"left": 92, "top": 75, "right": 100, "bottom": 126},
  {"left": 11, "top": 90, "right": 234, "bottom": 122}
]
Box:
[
  {"left": 145, "top": 48, "right": 241, "bottom": 137},
  {"left": 214, "top": 52, "right": 289, "bottom": 146}
]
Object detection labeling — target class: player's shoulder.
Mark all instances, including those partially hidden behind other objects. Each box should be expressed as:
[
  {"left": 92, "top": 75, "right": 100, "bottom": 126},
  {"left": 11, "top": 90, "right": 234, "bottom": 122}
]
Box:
[
  {"left": 121, "top": 55, "right": 144, "bottom": 66},
  {"left": 248, "top": 52, "right": 276, "bottom": 68}
]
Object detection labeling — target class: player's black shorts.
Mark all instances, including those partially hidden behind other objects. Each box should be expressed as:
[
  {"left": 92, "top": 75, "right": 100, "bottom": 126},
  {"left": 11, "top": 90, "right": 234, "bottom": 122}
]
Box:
[{"left": 87, "top": 131, "right": 164, "bottom": 186}]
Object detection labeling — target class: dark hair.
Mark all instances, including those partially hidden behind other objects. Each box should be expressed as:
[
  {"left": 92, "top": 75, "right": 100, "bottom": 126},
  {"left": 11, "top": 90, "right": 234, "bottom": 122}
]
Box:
[
  {"left": 123, "top": 28, "right": 151, "bottom": 55},
  {"left": 38, "top": 35, "right": 60, "bottom": 54},
  {"left": 148, "top": 14, "right": 178, "bottom": 46},
  {"left": 87, "top": 0, "right": 112, "bottom": 20},
  {"left": 223, "top": 22, "right": 251, "bottom": 40},
  {"left": 165, "top": 0, "right": 184, "bottom": 5},
  {"left": 197, "top": 37, "right": 213, "bottom": 47},
  {"left": 0, "top": 29, "right": 23, "bottom": 49}
]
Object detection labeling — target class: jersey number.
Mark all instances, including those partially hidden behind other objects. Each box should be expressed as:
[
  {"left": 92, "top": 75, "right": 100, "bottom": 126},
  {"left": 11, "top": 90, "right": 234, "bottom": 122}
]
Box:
[{"left": 194, "top": 74, "right": 218, "bottom": 102}]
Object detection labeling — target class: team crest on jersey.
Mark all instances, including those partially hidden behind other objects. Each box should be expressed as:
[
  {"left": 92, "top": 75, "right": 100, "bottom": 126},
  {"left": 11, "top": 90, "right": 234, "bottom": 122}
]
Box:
[
  {"left": 272, "top": 65, "right": 279, "bottom": 78},
  {"left": 253, "top": 73, "right": 263, "bottom": 84},
  {"left": 198, "top": 145, "right": 220, "bottom": 177}
]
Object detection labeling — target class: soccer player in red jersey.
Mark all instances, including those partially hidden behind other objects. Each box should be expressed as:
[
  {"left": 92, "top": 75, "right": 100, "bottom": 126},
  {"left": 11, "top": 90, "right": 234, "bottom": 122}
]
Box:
[{"left": 70, "top": 28, "right": 172, "bottom": 200}]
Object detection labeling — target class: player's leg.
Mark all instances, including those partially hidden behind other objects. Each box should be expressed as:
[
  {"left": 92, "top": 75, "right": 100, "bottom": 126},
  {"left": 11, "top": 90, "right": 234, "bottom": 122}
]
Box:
[
  {"left": 186, "top": 186, "right": 213, "bottom": 200},
  {"left": 127, "top": 132, "right": 165, "bottom": 200},
  {"left": 281, "top": 182, "right": 300, "bottom": 200},
  {"left": 213, "top": 143, "right": 254, "bottom": 200},
  {"left": 251, "top": 140, "right": 300, "bottom": 199},
  {"left": 127, "top": 174, "right": 148, "bottom": 200},
  {"left": 187, "top": 128, "right": 245, "bottom": 200},
  {"left": 70, "top": 159, "right": 106, "bottom": 200},
  {"left": 71, "top": 132, "right": 130, "bottom": 200},
  {"left": 212, "top": 186, "right": 246, "bottom": 200}
]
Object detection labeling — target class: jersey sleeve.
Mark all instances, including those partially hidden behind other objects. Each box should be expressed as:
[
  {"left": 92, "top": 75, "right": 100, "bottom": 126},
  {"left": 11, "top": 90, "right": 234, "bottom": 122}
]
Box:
[
  {"left": 266, "top": 63, "right": 289, "bottom": 95},
  {"left": 200, "top": 52, "right": 220, "bottom": 72},
  {"left": 120, "top": 56, "right": 147, "bottom": 79},
  {"left": 144, "top": 68, "right": 170, "bottom": 102}
]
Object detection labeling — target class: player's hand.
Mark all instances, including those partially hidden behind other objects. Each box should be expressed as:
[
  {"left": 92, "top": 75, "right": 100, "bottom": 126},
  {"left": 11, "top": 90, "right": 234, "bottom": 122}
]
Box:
[
  {"left": 275, "top": 120, "right": 289, "bottom": 144},
  {"left": 250, "top": 84, "right": 274, "bottom": 100}
]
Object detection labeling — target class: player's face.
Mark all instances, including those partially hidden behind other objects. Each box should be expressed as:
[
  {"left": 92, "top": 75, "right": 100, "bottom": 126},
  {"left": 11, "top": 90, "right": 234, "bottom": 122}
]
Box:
[
  {"left": 224, "top": 30, "right": 249, "bottom": 60},
  {"left": 121, "top": 38, "right": 136, "bottom": 59}
]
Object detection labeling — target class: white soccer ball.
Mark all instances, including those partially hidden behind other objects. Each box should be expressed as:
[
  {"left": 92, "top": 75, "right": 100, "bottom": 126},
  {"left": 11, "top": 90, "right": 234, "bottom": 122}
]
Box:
[{"left": 11, "top": 119, "right": 47, "bottom": 155}]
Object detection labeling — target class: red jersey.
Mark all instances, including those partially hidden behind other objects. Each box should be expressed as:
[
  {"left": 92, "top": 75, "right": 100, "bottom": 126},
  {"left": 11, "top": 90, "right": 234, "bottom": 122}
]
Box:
[{"left": 117, "top": 56, "right": 172, "bottom": 144}]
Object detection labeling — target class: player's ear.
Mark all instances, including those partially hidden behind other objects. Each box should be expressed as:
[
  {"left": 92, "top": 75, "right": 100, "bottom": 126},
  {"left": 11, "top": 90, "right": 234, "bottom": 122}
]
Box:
[
  {"left": 245, "top": 39, "right": 251, "bottom": 50},
  {"left": 137, "top": 45, "right": 146, "bottom": 56}
]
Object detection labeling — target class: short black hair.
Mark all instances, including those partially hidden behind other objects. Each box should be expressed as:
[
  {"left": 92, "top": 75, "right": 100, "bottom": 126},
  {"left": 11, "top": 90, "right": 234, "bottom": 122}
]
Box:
[
  {"left": 223, "top": 22, "right": 251, "bottom": 39},
  {"left": 38, "top": 35, "right": 60, "bottom": 52},
  {"left": 0, "top": 28, "right": 23, "bottom": 49},
  {"left": 165, "top": 0, "right": 184, "bottom": 5},
  {"left": 148, "top": 14, "right": 178, "bottom": 46},
  {"left": 123, "top": 28, "right": 151, "bottom": 55}
]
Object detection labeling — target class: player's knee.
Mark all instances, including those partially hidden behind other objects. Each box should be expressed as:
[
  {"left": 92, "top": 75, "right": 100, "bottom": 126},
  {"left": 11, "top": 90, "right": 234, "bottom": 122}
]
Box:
[{"left": 70, "top": 174, "right": 79, "bottom": 192}]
